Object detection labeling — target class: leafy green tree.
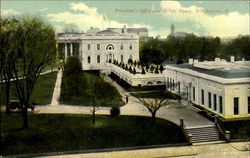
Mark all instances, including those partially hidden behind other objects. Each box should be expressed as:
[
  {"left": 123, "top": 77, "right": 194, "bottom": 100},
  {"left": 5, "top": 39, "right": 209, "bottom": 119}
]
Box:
[{"left": 7, "top": 17, "right": 56, "bottom": 128}]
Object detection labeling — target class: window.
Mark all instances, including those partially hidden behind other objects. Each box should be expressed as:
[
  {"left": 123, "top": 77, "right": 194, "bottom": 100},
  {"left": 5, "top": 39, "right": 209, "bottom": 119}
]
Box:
[
  {"left": 97, "top": 44, "right": 100, "bottom": 50},
  {"left": 129, "top": 44, "right": 132, "bottom": 50},
  {"left": 208, "top": 92, "right": 211, "bottom": 108},
  {"left": 201, "top": 89, "right": 204, "bottom": 105},
  {"left": 88, "top": 56, "right": 91, "bottom": 63},
  {"left": 106, "top": 44, "right": 114, "bottom": 50},
  {"left": 120, "top": 44, "right": 123, "bottom": 50},
  {"left": 173, "top": 79, "right": 175, "bottom": 90},
  {"left": 219, "top": 96, "right": 223, "bottom": 114},
  {"left": 193, "top": 87, "right": 195, "bottom": 101},
  {"left": 234, "top": 97, "right": 239, "bottom": 115},
  {"left": 214, "top": 94, "right": 217, "bottom": 111},
  {"left": 248, "top": 97, "right": 250, "bottom": 114},
  {"left": 88, "top": 44, "right": 91, "bottom": 50},
  {"left": 170, "top": 79, "right": 172, "bottom": 90},
  {"left": 97, "top": 55, "right": 100, "bottom": 63},
  {"left": 178, "top": 81, "right": 180, "bottom": 94},
  {"left": 120, "top": 55, "right": 123, "bottom": 63},
  {"left": 167, "top": 78, "right": 169, "bottom": 89}
]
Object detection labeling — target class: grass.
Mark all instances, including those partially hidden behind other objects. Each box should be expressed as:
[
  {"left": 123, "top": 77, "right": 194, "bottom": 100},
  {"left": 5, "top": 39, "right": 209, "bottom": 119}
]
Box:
[
  {"left": 222, "top": 120, "right": 250, "bottom": 139},
  {"left": 1, "top": 113, "right": 186, "bottom": 155},
  {"left": 0, "top": 72, "right": 58, "bottom": 105},
  {"left": 60, "top": 71, "right": 124, "bottom": 107}
]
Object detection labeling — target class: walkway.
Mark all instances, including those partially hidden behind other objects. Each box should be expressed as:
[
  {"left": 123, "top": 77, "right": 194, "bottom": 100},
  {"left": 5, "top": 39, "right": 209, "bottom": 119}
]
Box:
[
  {"left": 36, "top": 74, "right": 214, "bottom": 128},
  {"left": 38, "top": 141, "right": 250, "bottom": 158},
  {"left": 50, "top": 70, "right": 62, "bottom": 105}
]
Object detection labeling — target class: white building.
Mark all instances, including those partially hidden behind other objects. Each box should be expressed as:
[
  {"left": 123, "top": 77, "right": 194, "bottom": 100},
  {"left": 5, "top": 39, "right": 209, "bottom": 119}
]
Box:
[
  {"left": 107, "top": 25, "right": 149, "bottom": 38},
  {"left": 164, "top": 57, "right": 250, "bottom": 119},
  {"left": 57, "top": 29, "right": 139, "bottom": 71}
]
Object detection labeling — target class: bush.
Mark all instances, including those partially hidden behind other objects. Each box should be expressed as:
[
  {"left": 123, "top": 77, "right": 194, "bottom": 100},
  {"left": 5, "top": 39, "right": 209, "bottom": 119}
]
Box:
[{"left": 110, "top": 107, "right": 120, "bottom": 117}]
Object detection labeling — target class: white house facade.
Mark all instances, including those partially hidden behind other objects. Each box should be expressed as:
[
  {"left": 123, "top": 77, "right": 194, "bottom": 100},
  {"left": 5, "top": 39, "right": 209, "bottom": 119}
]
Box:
[
  {"left": 164, "top": 58, "right": 250, "bottom": 119},
  {"left": 57, "top": 29, "right": 139, "bottom": 71}
]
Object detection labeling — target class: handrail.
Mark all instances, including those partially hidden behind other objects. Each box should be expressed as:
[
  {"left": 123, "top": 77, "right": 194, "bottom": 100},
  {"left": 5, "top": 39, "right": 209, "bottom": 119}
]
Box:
[
  {"left": 180, "top": 118, "right": 192, "bottom": 145},
  {"left": 215, "top": 116, "right": 230, "bottom": 141}
]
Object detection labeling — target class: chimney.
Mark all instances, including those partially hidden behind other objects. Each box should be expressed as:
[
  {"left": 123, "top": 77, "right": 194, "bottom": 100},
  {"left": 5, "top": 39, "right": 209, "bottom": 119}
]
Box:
[
  {"left": 230, "top": 56, "right": 235, "bottom": 62},
  {"left": 188, "top": 59, "right": 194, "bottom": 65}
]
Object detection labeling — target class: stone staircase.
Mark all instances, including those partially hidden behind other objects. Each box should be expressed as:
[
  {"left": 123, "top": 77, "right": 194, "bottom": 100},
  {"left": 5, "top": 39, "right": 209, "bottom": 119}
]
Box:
[{"left": 186, "top": 125, "right": 221, "bottom": 143}]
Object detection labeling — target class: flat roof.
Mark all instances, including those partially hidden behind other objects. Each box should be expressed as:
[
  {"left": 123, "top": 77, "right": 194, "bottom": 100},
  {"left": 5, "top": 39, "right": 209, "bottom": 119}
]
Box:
[{"left": 169, "top": 64, "right": 250, "bottom": 79}]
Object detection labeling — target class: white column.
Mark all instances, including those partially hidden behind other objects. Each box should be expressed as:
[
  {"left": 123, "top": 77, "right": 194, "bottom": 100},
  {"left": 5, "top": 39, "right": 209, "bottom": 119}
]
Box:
[
  {"left": 70, "top": 43, "right": 73, "bottom": 56},
  {"left": 64, "top": 43, "right": 68, "bottom": 58}
]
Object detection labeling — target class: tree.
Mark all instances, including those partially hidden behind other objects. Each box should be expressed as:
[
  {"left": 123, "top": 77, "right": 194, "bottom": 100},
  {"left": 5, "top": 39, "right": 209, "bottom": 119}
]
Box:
[
  {"left": 135, "top": 92, "right": 180, "bottom": 122},
  {"left": 8, "top": 17, "right": 56, "bottom": 128},
  {"left": 0, "top": 18, "right": 19, "bottom": 113},
  {"left": 85, "top": 72, "right": 119, "bottom": 124}
]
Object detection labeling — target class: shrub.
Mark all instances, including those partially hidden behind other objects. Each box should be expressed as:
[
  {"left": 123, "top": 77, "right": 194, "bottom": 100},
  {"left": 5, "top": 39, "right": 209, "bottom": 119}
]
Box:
[{"left": 110, "top": 107, "right": 120, "bottom": 117}]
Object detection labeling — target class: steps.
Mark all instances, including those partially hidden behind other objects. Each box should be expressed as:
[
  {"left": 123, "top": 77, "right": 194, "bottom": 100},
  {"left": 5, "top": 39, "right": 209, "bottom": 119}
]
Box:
[{"left": 186, "top": 125, "right": 221, "bottom": 143}]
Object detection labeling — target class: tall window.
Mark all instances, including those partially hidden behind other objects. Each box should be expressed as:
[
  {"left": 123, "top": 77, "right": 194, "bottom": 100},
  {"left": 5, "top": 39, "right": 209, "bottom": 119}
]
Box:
[
  {"left": 120, "top": 44, "right": 123, "bottom": 50},
  {"left": 167, "top": 78, "right": 169, "bottom": 89},
  {"left": 193, "top": 87, "right": 195, "bottom": 101},
  {"left": 88, "top": 56, "right": 91, "bottom": 63},
  {"left": 208, "top": 92, "right": 211, "bottom": 108},
  {"left": 120, "top": 55, "right": 123, "bottom": 63},
  {"left": 97, "top": 44, "right": 100, "bottom": 50},
  {"left": 219, "top": 96, "right": 223, "bottom": 114},
  {"left": 129, "top": 44, "right": 132, "bottom": 50},
  {"left": 173, "top": 80, "right": 175, "bottom": 90},
  {"left": 88, "top": 44, "right": 91, "bottom": 50},
  {"left": 248, "top": 97, "right": 250, "bottom": 114},
  {"left": 178, "top": 81, "right": 180, "bottom": 94},
  {"left": 97, "top": 55, "right": 100, "bottom": 63},
  {"left": 214, "top": 94, "right": 217, "bottom": 111},
  {"left": 234, "top": 97, "right": 239, "bottom": 115},
  {"left": 201, "top": 89, "right": 204, "bottom": 105}
]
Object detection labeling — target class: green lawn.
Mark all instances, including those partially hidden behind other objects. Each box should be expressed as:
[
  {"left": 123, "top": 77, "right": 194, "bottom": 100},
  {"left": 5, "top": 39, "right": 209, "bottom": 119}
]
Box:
[
  {"left": 0, "top": 72, "right": 58, "bottom": 105},
  {"left": 223, "top": 120, "right": 250, "bottom": 139},
  {"left": 1, "top": 113, "right": 186, "bottom": 155},
  {"left": 60, "top": 71, "right": 124, "bottom": 106}
]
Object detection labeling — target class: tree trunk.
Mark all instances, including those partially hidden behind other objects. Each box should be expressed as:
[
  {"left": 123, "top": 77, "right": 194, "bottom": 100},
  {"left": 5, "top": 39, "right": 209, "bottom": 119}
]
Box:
[
  {"left": 22, "top": 107, "right": 29, "bottom": 128},
  {"left": 92, "top": 111, "right": 95, "bottom": 124},
  {"left": 5, "top": 79, "right": 11, "bottom": 113},
  {"left": 151, "top": 112, "right": 156, "bottom": 123}
]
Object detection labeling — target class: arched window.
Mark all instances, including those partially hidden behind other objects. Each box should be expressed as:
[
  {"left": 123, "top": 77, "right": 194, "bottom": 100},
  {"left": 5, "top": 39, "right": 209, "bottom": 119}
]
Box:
[
  {"left": 97, "top": 55, "right": 100, "bottom": 63},
  {"left": 129, "top": 43, "right": 132, "bottom": 50},
  {"left": 106, "top": 44, "right": 114, "bottom": 50},
  {"left": 157, "top": 81, "right": 162, "bottom": 85},
  {"left": 147, "top": 81, "right": 153, "bottom": 85},
  {"left": 88, "top": 56, "right": 91, "bottom": 63}
]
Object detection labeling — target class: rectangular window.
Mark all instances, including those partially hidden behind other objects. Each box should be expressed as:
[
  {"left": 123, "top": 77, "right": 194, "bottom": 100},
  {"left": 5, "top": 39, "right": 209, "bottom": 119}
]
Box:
[
  {"left": 88, "top": 44, "right": 91, "bottom": 50},
  {"left": 120, "top": 44, "right": 123, "bottom": 50},
  {"left": 129, "top": 44, "right": 132, "bottom": 50},
  {"left": 201, "top": 89, "right": 204, "bottom": 105},
  {"left": 214, "top": 94, "right": 217, "bottom": 111},
  {"left": 88, "top": 56, "right": 91, "bottom": 63},
  {"left": 97, "top": 44, "right": 100, "bottom": 50},
  {"left": 219, "top": 96, "right": 223, "bottom": 114},
  {"left": 208, "top": 92, "right": 211, "bottom": 108},
  {"left": 234, "top": 97, "right": 239, "bottom": 115},
  {"left": 178, "top": 81, "right": 180, "bottom": 94},
  {"left": 167, "top": 78, "right": 169, "bottom": 89},
  {"left": 97, "top": 55, "right": 100, "bottom": 63},
  {"left": 173, "top": 79, "right": 175, "bottom": 90},
  {"left": 193, "top": 87, "right": 195, "bottom": 101},
  {"left": 248, "top": 97, "right": 250, "bottom": 114}
]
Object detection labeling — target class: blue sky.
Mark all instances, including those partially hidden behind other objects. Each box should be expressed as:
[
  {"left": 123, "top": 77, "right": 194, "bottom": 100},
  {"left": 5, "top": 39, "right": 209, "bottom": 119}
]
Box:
[{"left": 1, "top": 0, "right": 249, "bottom": 37}]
